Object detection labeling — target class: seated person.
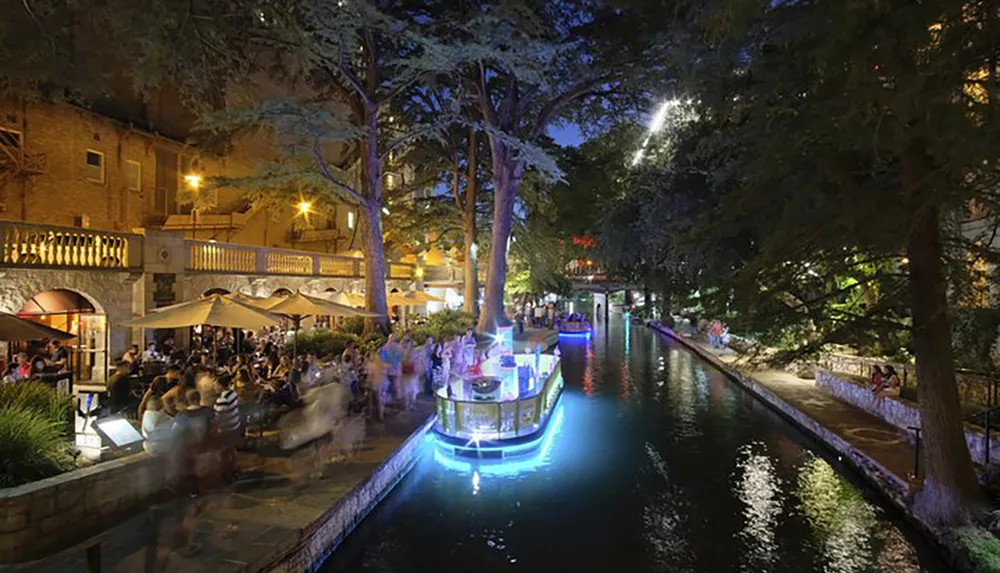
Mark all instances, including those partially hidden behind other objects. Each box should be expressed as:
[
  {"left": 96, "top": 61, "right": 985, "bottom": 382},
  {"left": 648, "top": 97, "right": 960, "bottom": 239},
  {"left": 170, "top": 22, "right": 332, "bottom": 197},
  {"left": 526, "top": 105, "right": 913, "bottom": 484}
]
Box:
[
  {"left": 142, "top": 342, "right": 162, "bottom": 362},
  {"left": 105, "top": 362, "right": 133, "bottom": 414}
]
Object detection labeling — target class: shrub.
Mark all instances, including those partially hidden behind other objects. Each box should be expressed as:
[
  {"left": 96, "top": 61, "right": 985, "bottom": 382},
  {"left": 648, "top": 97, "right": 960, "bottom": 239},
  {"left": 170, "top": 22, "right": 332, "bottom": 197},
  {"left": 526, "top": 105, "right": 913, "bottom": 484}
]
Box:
[
  {"left": 0, "top": 405, "right": 75, "bottom": 487},
  {"left": 285, "top": 329, "right": 359, "bottom": 359},
  {"left": 339, "top": 316, "right": 366, "bottom": 336},
  {"left": 410, "top": 310, "right": 474, "bottom": 343},
  {"left": 0, "top": 381, "right": 72, "bottom": 436}
]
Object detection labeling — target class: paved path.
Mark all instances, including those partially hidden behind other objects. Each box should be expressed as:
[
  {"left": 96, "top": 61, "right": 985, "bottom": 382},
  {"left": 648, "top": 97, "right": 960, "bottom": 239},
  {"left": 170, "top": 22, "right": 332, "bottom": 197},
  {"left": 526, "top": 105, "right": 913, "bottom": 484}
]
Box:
[
  {"left": 40, "top": 399, "right": 435, "bottom": 573},
  {"left": 513, "top": 327, "right": 558, "bottom": 353},
  {"left": 682, "top": 335, "right": 919, "bottom": 485}
]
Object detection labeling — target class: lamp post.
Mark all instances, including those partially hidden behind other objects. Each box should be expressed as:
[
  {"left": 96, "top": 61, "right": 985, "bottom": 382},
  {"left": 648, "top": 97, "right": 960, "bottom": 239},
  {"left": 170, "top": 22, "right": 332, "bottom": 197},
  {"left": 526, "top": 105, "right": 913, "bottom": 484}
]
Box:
[{"left": 184, "top": 174, "right": 202, "bottom": 240}]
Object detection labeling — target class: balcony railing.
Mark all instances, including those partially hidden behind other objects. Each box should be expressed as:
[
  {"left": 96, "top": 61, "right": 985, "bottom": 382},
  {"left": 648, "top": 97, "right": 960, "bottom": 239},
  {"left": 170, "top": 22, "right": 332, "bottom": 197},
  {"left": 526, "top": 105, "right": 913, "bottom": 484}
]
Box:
[
  {"left": 0, "top": 220, "right": 142, "bottom": 270},
  {"left": 186, "top": 240, "right": 411, "bottom": 280}
]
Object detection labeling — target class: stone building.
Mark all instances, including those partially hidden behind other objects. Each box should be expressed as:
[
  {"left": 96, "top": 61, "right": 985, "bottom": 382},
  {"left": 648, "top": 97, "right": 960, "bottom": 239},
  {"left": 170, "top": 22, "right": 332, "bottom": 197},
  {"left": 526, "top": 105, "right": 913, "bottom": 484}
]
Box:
[{"left": 0, "top": 96, "right": 462, "bottom": 384}]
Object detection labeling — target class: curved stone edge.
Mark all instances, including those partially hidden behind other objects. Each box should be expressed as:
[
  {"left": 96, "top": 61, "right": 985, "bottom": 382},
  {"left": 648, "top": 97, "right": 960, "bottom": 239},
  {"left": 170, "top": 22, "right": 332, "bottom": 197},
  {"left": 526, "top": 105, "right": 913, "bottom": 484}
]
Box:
[
  {"left": 263, "top": 415, "right": 436, "bottom": 573},
  {"left": 647, "top": 321, "right": 1000, "bottom": 573}
]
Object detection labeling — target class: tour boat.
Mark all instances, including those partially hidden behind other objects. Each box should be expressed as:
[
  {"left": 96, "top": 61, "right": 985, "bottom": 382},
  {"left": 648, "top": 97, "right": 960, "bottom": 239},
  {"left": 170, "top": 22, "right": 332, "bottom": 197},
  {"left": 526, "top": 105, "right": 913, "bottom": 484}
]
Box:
[
  {"left": 558, "top": 320, "right": 592, "bottom": 338},
  {"left": 434, "top": 351, "right": 563, "bottom": 459}
]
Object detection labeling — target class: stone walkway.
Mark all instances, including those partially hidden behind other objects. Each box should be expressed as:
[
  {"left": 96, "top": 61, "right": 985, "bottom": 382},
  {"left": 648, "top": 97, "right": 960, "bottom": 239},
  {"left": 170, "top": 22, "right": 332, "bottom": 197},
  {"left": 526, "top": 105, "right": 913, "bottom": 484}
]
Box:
[
  {"left": 35, "top": 400, "right": 435, "bottom": 573},
  {"left": 668, "top": 331, "right": 919, "bottom": 486},
  {"left": 513, "top": 326, "right": 558, "bottom": 353}
]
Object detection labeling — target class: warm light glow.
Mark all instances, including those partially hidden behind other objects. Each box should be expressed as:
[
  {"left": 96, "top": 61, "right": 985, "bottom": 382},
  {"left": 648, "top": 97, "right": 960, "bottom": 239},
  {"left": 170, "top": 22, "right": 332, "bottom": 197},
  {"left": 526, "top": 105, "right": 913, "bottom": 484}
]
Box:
[
  {"left": 347, "top": 211, "right": 355, "bottom": 229},
  {"left": 297, "top": 201, "right": 312, "bottom": 215},
  {"left": 414, "top": 266, "right": 424, "bottom": 278},
  {"left": 184, "top": 174, "right": 202, "bottom": 189}
]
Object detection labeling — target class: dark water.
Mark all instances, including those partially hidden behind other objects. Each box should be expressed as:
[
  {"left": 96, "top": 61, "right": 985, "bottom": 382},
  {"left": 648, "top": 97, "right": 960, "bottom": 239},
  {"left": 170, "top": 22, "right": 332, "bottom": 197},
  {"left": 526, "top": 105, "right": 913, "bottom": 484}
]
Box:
[{"left": 321, "top": 318, "right": 948, "bottom": 573}]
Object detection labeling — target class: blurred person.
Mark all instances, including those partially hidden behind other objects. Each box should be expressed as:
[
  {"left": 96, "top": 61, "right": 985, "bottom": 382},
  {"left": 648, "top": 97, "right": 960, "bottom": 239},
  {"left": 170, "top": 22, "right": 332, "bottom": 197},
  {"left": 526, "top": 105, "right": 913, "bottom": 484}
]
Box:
[
  {"left": 121, "top": 344, "right": 141, "bottom": 366},
  {"left": 139, "top": 363, "right": 183, "bottom": 417},
  {"left": 366, "top": 355, "right": 388, "bottom": 421},
  {"left": 141, "top": 396, "right": 174, "bottom": 456},
  {"left": 399, "top": 342, "right": 420, "bottom": 410},
  {"left": 213, "top": 375, "right": 241, "bottom": 478},
  {"left": 105, "top": 362, "right": 133, "bottom": 415}
]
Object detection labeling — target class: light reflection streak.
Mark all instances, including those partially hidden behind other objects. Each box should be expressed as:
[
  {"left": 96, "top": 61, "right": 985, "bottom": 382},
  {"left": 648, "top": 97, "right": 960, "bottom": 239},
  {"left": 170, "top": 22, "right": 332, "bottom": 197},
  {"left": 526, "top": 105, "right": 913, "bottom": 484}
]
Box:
[
  {"left": 735, "top": 444, "right": 782, "bottom": 567},
  {"left": 795, "top": 456, "right": 877, "bottom": 573}
]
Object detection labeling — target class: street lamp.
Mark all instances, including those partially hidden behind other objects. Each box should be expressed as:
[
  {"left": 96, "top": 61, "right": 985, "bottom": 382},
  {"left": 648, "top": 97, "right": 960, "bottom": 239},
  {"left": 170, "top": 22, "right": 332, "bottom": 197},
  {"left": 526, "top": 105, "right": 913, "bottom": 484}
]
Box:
[
  {"left": 184, "top": 174, "right": 202, "bottom": 189},
  {"left": 297, "top": 201, "right": 312, "bottom": 216}
]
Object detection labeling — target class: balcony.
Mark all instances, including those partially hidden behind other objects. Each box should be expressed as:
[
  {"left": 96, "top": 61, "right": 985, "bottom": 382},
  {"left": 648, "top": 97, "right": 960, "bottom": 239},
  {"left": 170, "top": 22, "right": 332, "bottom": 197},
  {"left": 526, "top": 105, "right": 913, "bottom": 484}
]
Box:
[
  {"left": 0, "top": 220, "right": 142, "bottom": 270},
  {"left": 185, "top": 240, "right": 417, "bottom": 280}
]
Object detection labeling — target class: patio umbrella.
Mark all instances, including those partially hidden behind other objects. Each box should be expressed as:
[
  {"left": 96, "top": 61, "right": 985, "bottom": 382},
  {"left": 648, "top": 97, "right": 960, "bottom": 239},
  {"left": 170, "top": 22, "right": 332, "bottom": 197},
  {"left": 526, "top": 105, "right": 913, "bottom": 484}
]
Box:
[
  {"left": 125, "top": 294, "right": 280, "bottom": 330},
  {"left": 323, "top": 291, "right": 366, "bottom": 308},
  {"left": 386, "top": 290, "right": 445, "bottom": 306},
  {"left": 267, "top": 292, "right": 378, "bottom": 355},
  {"left": 0, "top": 313, "right": 75, "bottom": 341}
]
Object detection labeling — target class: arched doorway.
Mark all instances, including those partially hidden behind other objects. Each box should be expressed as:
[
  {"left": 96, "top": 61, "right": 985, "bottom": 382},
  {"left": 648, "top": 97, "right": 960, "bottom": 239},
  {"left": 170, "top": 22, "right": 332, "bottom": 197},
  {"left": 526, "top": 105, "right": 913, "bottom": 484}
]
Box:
[
  {"left": 203, "top": 288, "right": 231, "bottom": 297},
  {"left": 17, "top": 289, "right": 108, "bottom": 384},
  {"left": 272, "top": 288, "right": 293, "bottom": 297}
]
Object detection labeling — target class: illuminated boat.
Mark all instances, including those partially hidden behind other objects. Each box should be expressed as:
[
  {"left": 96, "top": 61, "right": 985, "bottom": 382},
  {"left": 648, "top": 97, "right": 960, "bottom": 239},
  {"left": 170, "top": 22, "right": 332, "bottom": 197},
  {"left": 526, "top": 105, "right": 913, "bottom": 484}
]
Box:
[
  {"left": 558, "top": 320, "right": 592, "bottom": 338},
  {"left": 434, "top": 351, "right": 563, "bottom": 459}
]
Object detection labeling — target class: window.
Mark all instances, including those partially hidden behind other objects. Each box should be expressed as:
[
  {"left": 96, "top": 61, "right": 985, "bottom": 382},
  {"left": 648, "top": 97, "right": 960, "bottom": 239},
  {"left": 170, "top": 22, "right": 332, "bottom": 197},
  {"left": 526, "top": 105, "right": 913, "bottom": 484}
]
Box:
[
  {"left": 125, "top": 160, "right": 141, "bottom": 191},
  {"left": 85, "top": 150, "right": 105, "bottom": 183},
  {"left": 0, "top": 128, "right": 22, "bottom": 151}
]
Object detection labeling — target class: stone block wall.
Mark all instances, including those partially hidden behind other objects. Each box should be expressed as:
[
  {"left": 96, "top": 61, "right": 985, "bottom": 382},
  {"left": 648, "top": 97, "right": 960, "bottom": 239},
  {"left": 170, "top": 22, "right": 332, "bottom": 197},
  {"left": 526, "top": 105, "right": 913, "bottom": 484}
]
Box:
[
  {"left": 816, "top": 369, "right": 1000, "bottom": 468},
  {"left": 815, "top": 370, "right": 921, "bottom": 430},
  {"left": 0, "top": 453, "right": 168, "bottom": 564},
  {"left": 267, "top": 418, "right": 434, "bottom": 573}
]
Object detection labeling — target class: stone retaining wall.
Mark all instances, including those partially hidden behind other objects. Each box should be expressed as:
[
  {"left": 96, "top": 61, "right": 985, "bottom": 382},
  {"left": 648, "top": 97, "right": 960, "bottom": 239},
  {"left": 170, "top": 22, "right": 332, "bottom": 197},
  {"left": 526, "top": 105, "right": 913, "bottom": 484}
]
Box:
[
  {"left": 266, "top": 417, "right": 435, "bottom": 573},
  {"left": 816, "top": 370, "right": 1000, "bottom": 468},
  {"left": 0, "top": 452, "right": 168, "bottom": 563}
]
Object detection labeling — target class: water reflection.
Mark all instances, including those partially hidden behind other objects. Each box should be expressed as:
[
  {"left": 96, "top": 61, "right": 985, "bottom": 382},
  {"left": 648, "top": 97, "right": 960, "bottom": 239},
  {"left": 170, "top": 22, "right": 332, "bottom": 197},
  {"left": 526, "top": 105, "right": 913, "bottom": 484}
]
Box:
[
  {"left": 320, "top": 320, "right": 948, "bottom": 573},
  {"left": 735, "top": 443, "right": 782, "bottom": 568},
  {"left": 795, "top": 455, "right": 877, "bottom": 573}
]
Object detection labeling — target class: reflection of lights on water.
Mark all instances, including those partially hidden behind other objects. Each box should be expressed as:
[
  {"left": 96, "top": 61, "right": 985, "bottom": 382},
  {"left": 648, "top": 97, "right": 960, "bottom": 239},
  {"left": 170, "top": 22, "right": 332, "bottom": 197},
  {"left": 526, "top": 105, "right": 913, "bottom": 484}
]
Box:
[
  {"left": 433, "top": 403, "right": 566, "bottom": 479},
  {"left": 796, "top": 456, "right": 877, "bottom": 573},
  {"left": 736, "top": 444, "right": 781, "bottom": 566},
  {"left": 472, "top": 470, "right": 480, "bottom": 495}
]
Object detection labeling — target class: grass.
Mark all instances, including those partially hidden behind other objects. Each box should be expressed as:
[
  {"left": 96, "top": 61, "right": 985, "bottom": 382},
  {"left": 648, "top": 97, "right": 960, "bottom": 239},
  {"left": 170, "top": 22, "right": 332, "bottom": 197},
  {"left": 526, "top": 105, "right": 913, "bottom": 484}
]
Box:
[
  {"left": 0, "top": 380, "right": 73, "bottom": 435},
  {"left": 0, "top": 405, "right": 75, "bottom": 488}
]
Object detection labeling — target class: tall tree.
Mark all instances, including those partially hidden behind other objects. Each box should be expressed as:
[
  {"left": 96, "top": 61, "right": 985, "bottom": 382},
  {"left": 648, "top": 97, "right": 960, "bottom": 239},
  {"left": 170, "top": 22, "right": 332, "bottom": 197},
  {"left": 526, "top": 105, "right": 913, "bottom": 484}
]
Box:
[
  {"left": 185, "top": 1, "right": 456, "bottom": 330},
  {"left": 673, "top": 0, "right": 1000, "bottom": 525},
  {"left": 450, "top": 1, "right": 663, "bottom": 333}
]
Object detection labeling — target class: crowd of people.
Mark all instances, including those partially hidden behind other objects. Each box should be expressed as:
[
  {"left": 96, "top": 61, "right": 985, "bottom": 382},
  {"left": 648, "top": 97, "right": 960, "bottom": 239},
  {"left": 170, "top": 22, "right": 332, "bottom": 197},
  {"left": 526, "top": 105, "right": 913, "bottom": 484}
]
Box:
[
  {"left": 104, "top": 325, "right": 482, "bottom": 485},
  {"left": 1, "top": 339, "right": 71, "bottom": 383}
]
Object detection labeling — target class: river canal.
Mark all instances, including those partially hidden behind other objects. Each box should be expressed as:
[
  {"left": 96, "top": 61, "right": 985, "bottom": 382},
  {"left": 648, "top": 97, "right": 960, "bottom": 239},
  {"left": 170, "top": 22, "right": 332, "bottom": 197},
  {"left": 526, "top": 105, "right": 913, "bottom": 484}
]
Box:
[{"left": 321, "top": 317, "right": 947, "bottom": 573}]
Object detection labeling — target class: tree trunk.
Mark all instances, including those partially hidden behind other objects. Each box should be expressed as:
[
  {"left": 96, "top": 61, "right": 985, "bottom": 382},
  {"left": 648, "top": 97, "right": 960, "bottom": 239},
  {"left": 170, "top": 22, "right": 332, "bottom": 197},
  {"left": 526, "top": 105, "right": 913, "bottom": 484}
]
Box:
[
  {"left": 463, "top": 127, "right": 479, "bottom": 315},
  {"left": 903, "top": 138, "right": 984, "bottom": 526},
  {"left": 476, "top": 156, "right": 519, "bottom": 334},
  {"left": 361, "top": 101, "right": 389, "bottom": 332}
]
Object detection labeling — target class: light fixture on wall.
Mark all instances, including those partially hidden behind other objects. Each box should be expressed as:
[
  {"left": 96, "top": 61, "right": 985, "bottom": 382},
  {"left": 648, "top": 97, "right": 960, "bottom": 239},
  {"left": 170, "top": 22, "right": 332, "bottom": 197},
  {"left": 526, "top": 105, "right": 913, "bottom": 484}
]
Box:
[
  {"left": 297, "top": 201, "right": 312, "bottom": 215},
  {"left": 184, "top": 174, "right": 202, "bottom": 189}
]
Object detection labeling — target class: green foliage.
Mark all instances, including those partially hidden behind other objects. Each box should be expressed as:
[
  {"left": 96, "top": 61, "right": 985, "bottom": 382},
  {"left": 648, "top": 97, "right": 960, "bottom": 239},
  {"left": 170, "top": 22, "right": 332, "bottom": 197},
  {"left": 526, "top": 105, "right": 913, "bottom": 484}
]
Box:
[
  {"left": 285, "top": 329, "right": 359, "bottom": 360},
  {"left": 0, "top": 405, "right": 75, "bottom": 488},
  {"left": 0, "top": 381, "right": 72, "bottom": 436},
  {"left": 951, "top": 308, "right": 1000, "bottom": 372},
  {"left": 951, "top": 526, "right": 1000, "bottom": 572},
  {"left": 339, "top": 317, "right": 366, "bottom": 336},
  {"left": 405, "top": 310, "right": 474, "bottom": 345}
]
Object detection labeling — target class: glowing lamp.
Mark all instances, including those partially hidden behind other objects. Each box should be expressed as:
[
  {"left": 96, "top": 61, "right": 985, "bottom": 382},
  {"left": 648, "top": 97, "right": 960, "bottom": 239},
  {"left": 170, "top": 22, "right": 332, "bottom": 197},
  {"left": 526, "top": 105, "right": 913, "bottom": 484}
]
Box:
[
  {"left": 184, "top": 174, "right": 202, "bottom": 189},
  {"left": 297, "top": 201, "right": 312, "bottom": 215}
]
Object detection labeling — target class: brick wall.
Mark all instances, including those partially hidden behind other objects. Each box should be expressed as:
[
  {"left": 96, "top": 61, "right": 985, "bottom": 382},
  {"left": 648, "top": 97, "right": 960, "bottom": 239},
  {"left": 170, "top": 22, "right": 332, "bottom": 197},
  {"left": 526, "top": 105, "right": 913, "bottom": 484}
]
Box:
[{"left": 0, "top": 453, "right": 168, "bottom": 564}]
